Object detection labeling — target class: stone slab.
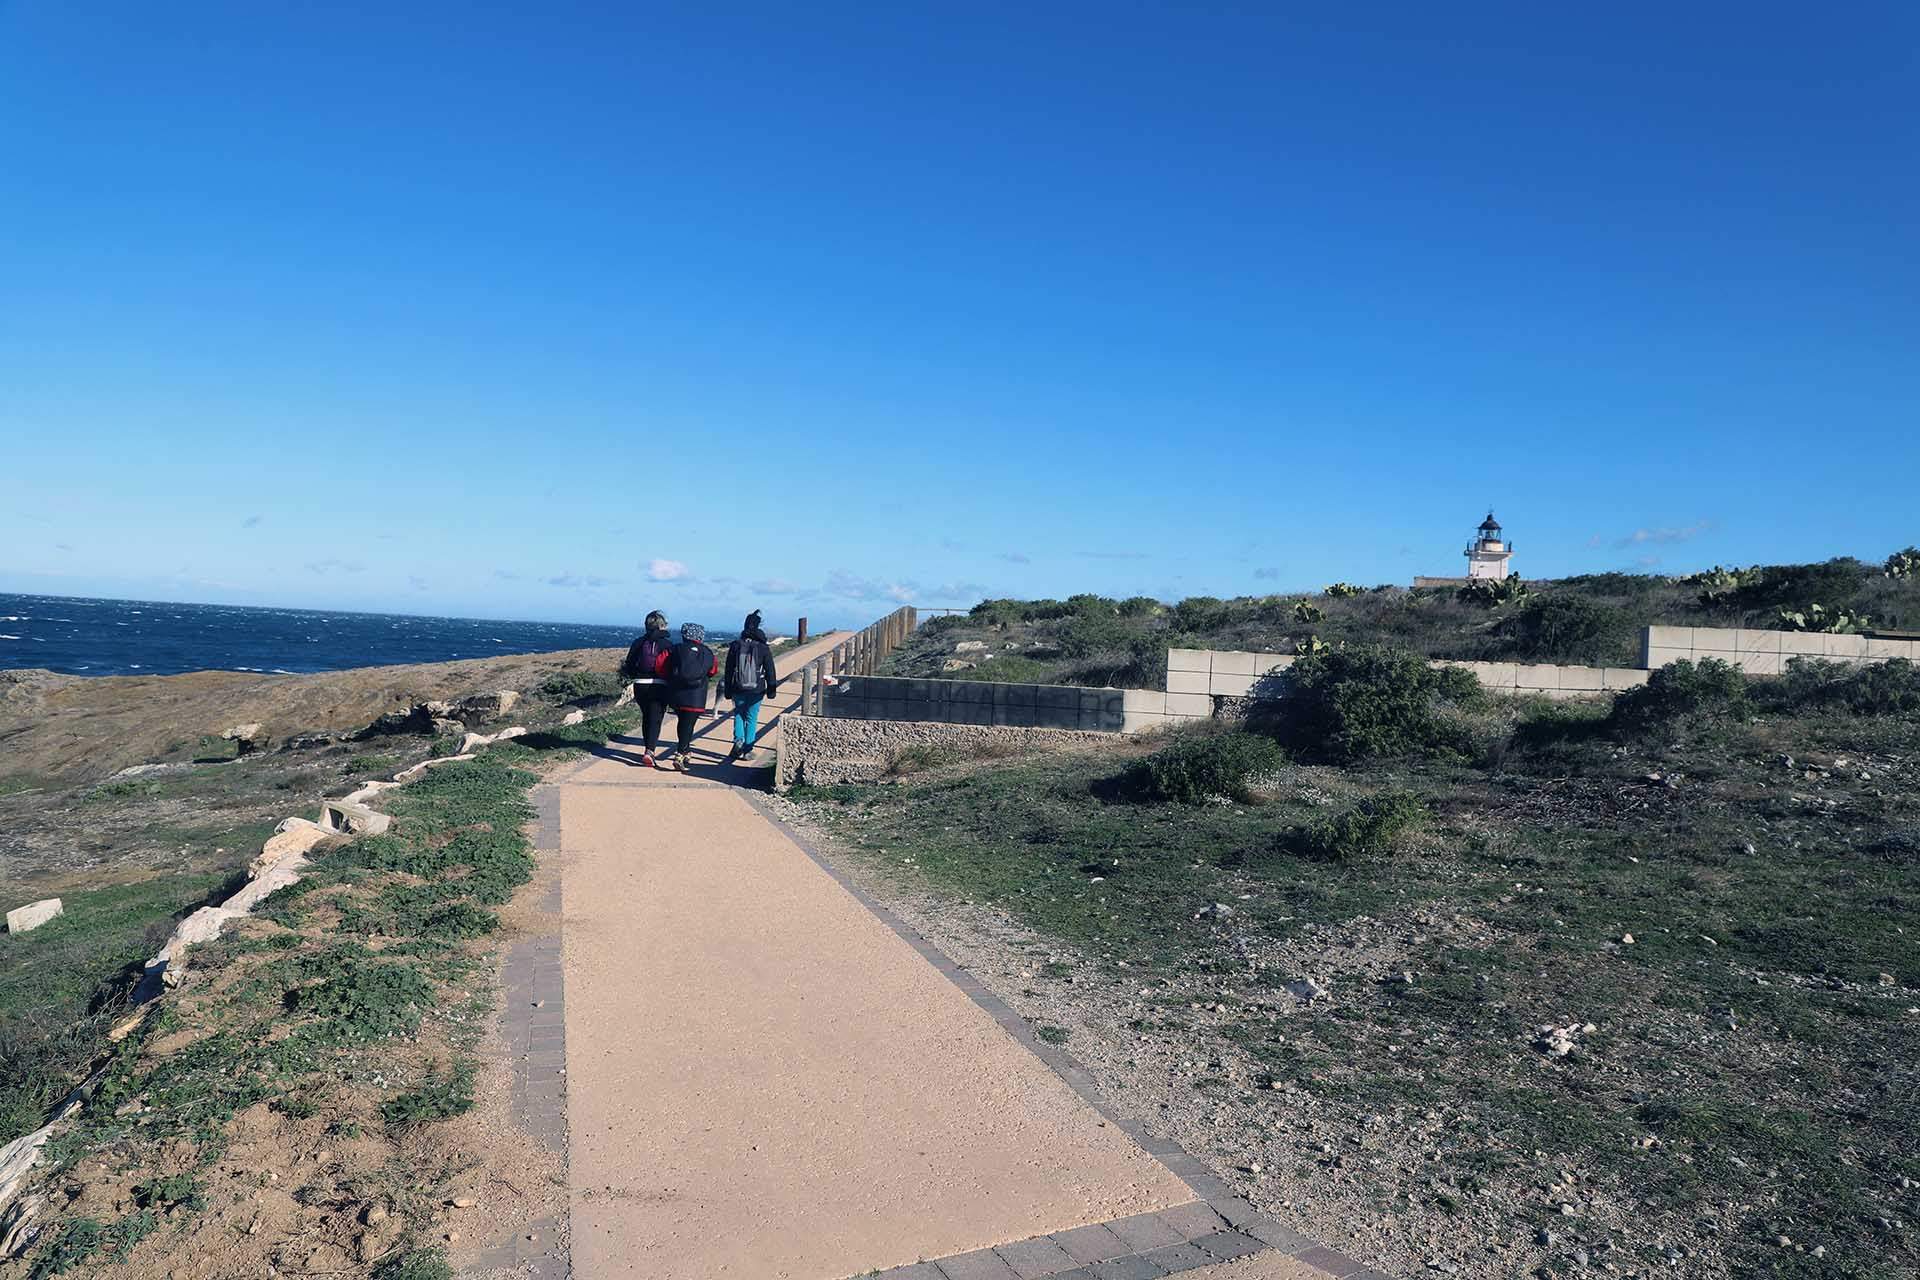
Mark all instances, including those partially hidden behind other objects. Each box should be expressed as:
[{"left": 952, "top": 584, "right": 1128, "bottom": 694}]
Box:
[{"left": 5, "top": 899, "right": 62, "bottom": 934}]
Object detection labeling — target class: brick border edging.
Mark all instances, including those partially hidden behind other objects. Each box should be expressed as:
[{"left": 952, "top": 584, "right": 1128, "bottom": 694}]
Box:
[
  {"left": 739, "top": 793, "right": 1394, "bottom": 1280},
  {"left": 467, "top": 782, "right": 573, "bottom": 1280}
]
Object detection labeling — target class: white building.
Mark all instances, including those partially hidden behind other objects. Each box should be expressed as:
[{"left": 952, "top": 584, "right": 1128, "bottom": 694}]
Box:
[
  {"left": 1465, "top": 512, "right": 1513, "bottom": 581},
  {"left": 1413, "top": 512, "right": 1514, "bottom": 587}
]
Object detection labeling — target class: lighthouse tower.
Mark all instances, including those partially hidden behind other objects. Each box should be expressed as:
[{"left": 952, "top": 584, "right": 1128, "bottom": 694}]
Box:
[{"left": 1466, "top": 512, "right": 1513, "bottom": 581}]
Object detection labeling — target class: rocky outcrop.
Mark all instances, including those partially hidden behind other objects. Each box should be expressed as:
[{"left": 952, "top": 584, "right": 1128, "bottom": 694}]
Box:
[
  {"left": 222, "top": 723, "right": 266, "bottom": 754},
  {"left": 458, "top": 725, "right": 527, "bottom": 753},
  {"left": 319, "top": 799, "right": 392, "bottom": 837},
  {"left": 355, "top": 690, "right": 522, "bottom": 739}
]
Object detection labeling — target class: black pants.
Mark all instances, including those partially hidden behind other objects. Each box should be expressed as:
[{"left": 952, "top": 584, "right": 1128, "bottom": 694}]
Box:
[
  {"left": 675, "top": 709, "right": 700, "bottom": 754},
  {"left": 639, "top": 697, "right": 667, "bottom": 754}
]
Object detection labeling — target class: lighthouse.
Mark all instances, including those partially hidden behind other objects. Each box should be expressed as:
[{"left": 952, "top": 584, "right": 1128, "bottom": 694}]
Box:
[{"left": 1466, "top": 512, "right": 1513, "bottom": 581}]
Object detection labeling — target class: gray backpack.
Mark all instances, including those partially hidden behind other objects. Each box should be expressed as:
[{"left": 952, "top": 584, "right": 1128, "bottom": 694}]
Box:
[{"left": 734, "top": 643, "right": 761, "bottom": 693}]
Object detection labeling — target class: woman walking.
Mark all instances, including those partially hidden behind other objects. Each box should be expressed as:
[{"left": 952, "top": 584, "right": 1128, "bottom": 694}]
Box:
[
  {"left": 619, "top": 610, "right": 673, "bottom": 768},
  {"left": 722, "top": 610, "right": 780, "bottom": 762},
  {"left": 654, "top": 622, "right": 718, "bottom": 772}
]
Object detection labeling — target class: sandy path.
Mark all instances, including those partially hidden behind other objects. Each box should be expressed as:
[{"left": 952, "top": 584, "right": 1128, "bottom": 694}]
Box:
[{"left": 552, "top": 631, "right": 1339, "bottom": 1279}]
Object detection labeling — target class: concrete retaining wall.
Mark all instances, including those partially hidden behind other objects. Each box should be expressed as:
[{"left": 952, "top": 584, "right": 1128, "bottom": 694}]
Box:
[
  {"left": 1644, "top": 625, "right": 1920, "bottom": 675},
  {"left": 779, "top": 716, "right": 1118, "bottom": 788},
  {"left": 1173, "top": 648, "right": 1646, "bottom": 703},
  {"left": 818, "top": 674, "right": 1127, "bottom": 732},
  {"left": 1438, "top": 659, "right": 1649, "bottom": 698}
]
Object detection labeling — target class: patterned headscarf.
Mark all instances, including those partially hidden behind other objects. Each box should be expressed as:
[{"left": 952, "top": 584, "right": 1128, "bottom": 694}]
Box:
[{"left": 680, "top": 622, "right": 706, "bottom": 644}]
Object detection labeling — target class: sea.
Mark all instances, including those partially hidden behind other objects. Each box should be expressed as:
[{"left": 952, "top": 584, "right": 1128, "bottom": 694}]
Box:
[{"left": 0, "top": 593, "right": 733, "bottom": 678}]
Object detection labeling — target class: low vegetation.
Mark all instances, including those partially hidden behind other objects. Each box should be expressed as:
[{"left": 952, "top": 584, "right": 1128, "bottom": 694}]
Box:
[
  {"left": 1122, "top": 730, "right": 1283, "bottom": 804},
  {"left": 795, "top": 639, "right": 1920, "bottom": 1279},
  {"left": 1, "top": 675, "right": 639, "bottom": 1277},
  {"left": 881, "top": 554, "right": 1920, "bottom": 690}
]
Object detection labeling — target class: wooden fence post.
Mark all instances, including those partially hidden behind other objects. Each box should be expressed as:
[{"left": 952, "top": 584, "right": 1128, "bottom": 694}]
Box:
[{"left": 797, "top": 617, "right": 809, "bottom": 644}]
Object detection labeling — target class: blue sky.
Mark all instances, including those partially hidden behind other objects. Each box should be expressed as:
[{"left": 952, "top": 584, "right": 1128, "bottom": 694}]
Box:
[{"left": 3, "top": 2, "right": 1915, "bottom": 628}]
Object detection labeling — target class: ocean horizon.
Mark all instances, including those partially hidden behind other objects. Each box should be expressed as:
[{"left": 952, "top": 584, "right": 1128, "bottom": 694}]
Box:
[{"left": 0, "top": 592, "right": 738, "bottom": 679}]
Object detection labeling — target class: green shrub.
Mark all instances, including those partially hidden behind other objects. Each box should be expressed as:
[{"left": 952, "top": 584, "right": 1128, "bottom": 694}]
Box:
[
  {"left": 1065, "top": 593, "right": 1119, "bottom": 617},
  {"left": 1262, "top": 645, "right": 1484, "bottom": 763},
  {"left": 537, "top": 670, "right": 622, "bottom": 703},
  {"left": 968, "top": 599, "right": 1027, "bottom": 627},
  {"left": 1293, "top": 791, "right": 1425, "bottom": 862},
  {"left": 1887, "top": 547, "right": 1920, "bottom": 579},
  {"left": 1608, "top": 658, "right": 1749, "bottom": 736},
  {"left": 1056, "top": 613, "right": 1133, "bottom": 659},
  {"left": 1766, "top": 657, "right": 1920, "bottom": 717},
  {"left": 1116, "top": 596, "right": 1162, "bottom": 617},
  {"left": 1123, "top": 731, "right": 1284, "bottom": 804},
  {"left": 1500, "top": 594, "right": 1634, "bottom": 664},
  {"left": 1323, "top": 582, "right": 1363, "bottom": 598},
  {"left": 1172, "top": 596, "right": 1233, "bottom": 631}
]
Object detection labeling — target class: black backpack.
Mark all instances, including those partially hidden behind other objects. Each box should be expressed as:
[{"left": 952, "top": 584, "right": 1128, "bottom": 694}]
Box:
[{"left": 671, "top": 642, "right": 711, "bottom": 686}]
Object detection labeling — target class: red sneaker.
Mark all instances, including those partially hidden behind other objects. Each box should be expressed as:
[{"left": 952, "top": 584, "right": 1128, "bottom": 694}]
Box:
[{"left": 641, "top": 753, "right": 656, "bottom": 769}]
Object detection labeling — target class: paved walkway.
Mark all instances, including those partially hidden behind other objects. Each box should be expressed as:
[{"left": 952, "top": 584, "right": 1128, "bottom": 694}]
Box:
[{"left": 537, "top": 635, "right": 1368, "bottom": 1280}]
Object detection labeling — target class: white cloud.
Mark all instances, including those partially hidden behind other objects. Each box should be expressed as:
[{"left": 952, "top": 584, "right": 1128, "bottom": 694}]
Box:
[
  {"left": 647, "top": 558, "right": 690, "bottom": 582},
  {"left": 1606, "top": 520, "right": 1714, "bottom": 550},
  {"left": 752, "top": 578, "right": 800, "bottom": 594}
]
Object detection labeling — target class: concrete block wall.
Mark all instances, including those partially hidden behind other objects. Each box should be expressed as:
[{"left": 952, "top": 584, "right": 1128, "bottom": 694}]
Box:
[
  {"left": 1167, "top": 648, "right": 1297, "bottom": 702},
  {"left": 1183, "top": 649, "right": 1645, "bottom": 703},
  {"left": 819, "top": 674, "right": 1127, "bottom": 732},
  {"left": 1643, "top": 625, "right": 1920, "bottom": 675},
  {"left": 1437, "top": 659, "right": 1649, "bottom": 699}
]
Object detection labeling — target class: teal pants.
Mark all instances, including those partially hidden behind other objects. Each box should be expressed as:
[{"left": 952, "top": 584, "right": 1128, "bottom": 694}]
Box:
[{"left": 732, "top": 694, "right": 763, "bottom": 748}]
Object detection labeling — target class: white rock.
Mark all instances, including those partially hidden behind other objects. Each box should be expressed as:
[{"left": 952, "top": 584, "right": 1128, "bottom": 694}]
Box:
[
  {"left": 321, "top": 799, "right": 392, "bottom": 836},
  {"left": 955, "top": 640, "right": 989, "bottom": 653},
  {"left": 4, "top": 899, "right": 62, "bottom": 934},
  {"left": 562, "top": 709, "right": 587, "bottom": 725}
]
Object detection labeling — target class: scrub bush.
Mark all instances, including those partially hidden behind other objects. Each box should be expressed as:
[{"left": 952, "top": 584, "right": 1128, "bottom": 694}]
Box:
[
  {"left": 1262, "top": 645, "right": 1484, "bottom": 764},
  {"left": 1500, "top": 594, "right": 1635, "bottom": 665},
  {"left": 1123, "top": 731, "right": 1284, "bottom": 804},
  {"left": 1293, "top": 791, "right": 1425, "bottom": 862},
  {"left": 1764, "top": 657, "right": 1920, "bottom": 717},
  {"left": 1056, "top": 613, "right": 1133, "bottom": 659},
  {"left": 1608, "top": 658, "right": 1749, "bottom": 736}
]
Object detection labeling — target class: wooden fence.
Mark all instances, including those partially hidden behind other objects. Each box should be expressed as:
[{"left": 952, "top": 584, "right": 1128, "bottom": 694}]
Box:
[{"left": 797, "top": 606, "right": 918, "bottom": 716}]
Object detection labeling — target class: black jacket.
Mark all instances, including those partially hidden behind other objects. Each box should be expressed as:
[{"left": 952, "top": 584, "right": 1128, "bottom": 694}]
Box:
[
  {"left": 723, "top": 635, "right": 779, "bottom": 700},
  {"left": 620, "top": 628, "right": 672, "bottom": 697},
  {"left": 662, "top": 641, "right": 718, "bottom": 711}
]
